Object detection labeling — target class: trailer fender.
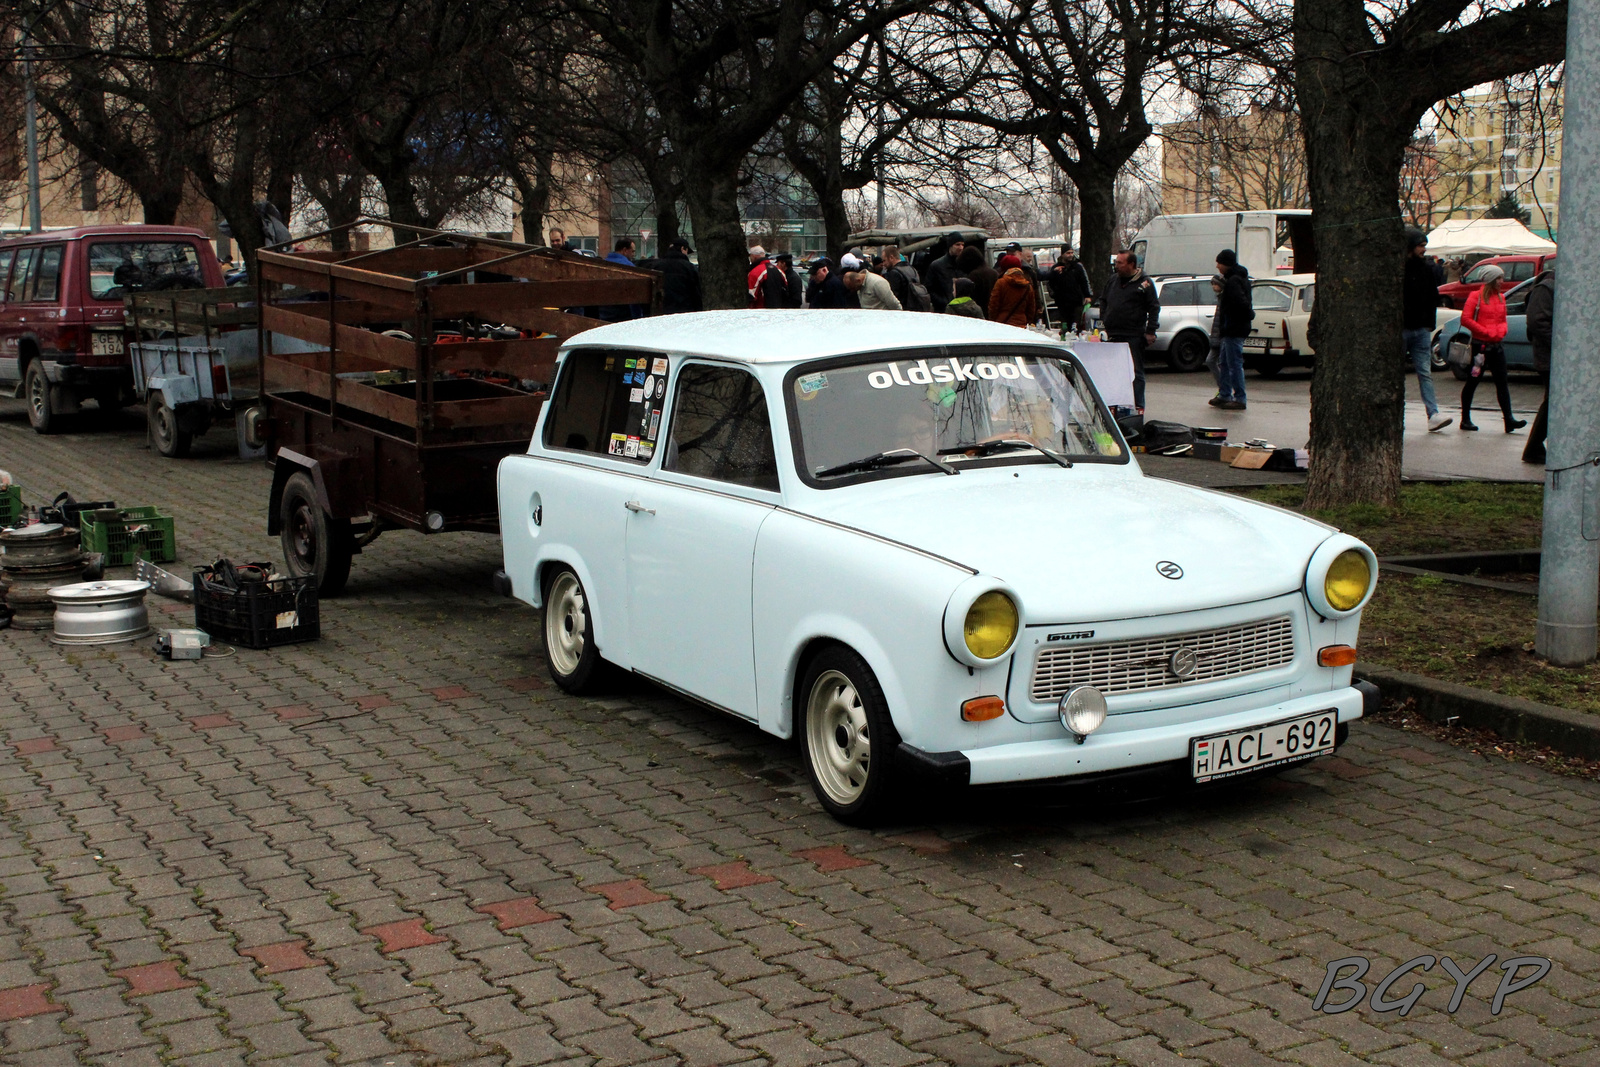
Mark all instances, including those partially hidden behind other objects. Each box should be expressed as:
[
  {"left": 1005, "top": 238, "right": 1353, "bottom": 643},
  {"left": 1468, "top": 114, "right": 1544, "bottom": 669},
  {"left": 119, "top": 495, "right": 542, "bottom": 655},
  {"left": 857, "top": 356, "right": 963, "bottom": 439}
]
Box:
[
  {"left": 149, "top": 375, "right": 201, "bottom": 409},
  {"left": 267, "top": 449, "right": 332, "bottom": 536}
]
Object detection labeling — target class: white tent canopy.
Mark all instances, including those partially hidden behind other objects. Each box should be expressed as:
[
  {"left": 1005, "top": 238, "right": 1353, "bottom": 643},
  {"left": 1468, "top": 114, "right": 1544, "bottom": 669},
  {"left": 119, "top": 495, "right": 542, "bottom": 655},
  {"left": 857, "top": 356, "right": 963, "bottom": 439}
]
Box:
[{"left": 1425, "top": 217, "right": 1557, "bottom": 257}]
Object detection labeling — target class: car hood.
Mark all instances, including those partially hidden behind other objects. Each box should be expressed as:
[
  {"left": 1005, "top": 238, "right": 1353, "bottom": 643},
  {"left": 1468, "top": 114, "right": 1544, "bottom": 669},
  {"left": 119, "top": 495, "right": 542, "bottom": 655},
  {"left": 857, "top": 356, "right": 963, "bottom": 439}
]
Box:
[{"left": 803, "top": 467, "right": 1335, "bottom": 621}]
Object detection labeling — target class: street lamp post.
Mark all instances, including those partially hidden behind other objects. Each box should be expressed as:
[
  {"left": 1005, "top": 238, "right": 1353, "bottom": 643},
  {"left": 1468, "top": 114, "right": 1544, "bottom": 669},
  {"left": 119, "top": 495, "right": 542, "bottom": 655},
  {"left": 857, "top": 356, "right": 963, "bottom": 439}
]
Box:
[{"left": 1535, "top": 1, "right": 1600, "bottom": 664}]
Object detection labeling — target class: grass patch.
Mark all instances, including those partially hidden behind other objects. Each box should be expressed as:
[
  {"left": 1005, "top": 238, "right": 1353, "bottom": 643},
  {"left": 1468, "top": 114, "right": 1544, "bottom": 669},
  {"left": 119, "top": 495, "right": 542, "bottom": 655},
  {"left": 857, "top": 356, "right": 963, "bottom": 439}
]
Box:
[
  {"left": 1235, "top": 481, "right": 1543, "bottom": 556},
  {"left": 1361, "top": 573, "right": 1600, "bottom": 715}
]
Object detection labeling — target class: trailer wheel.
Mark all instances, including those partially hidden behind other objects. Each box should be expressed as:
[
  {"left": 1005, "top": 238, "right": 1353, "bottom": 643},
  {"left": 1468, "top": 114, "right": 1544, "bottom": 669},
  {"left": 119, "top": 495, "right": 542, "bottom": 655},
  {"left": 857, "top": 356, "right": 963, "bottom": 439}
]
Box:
[
  {"left": 147, "top": 395, "right": 192, "bottom": 458},
  {"left": 280, "top": 471, "right": 353, "bottom": 597}
]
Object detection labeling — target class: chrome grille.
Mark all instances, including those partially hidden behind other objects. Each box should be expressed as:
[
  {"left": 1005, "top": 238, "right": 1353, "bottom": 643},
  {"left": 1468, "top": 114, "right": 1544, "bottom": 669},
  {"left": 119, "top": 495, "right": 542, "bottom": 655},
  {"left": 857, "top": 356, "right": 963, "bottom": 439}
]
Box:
[{"left": 1030, "top": 616, "right": 1295, "bottom": 700}]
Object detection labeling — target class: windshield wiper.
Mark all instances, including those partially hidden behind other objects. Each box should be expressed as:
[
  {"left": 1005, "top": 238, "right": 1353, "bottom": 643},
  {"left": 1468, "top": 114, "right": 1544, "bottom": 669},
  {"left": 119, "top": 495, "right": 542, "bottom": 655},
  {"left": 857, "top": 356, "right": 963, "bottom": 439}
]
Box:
[
  {"left": 939, "top": 438, "right": 1074, "bottom": 468},
  {"left": 815, "top": 447, "right": 959, "bottom": 478}
]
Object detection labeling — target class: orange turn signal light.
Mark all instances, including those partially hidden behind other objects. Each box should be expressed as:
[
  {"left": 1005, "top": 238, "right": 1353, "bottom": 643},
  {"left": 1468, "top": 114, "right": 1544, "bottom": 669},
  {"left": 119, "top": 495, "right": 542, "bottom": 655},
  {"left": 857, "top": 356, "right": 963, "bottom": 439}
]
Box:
[
  {"left": 961, "top": 696, "right": 1006, "bottom": 722},
  {"left": 1318, "top": 645, "right": 1358, "bottom": 667}
]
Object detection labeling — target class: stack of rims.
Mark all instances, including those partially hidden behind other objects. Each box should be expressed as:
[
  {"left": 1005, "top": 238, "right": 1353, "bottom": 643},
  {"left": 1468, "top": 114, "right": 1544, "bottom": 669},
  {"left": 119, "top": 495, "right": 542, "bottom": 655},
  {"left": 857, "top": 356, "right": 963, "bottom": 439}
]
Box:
[
  {"left": 1, "top": 524, "right": 89, "bottom": 630},
  {"left": 48, "top": 580, "right": 153, "bottom": 646}
]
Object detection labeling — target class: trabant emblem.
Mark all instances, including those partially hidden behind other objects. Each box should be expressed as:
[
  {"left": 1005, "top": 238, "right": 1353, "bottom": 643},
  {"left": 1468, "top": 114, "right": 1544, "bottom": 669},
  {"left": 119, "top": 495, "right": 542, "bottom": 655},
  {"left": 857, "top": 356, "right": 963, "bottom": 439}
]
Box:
[
  {"left": 1169, "top": 648, "right": 1200, "bottom": 679},
  {"left": 1156, "top": 561, "right": 1184, "bottom": 580}
]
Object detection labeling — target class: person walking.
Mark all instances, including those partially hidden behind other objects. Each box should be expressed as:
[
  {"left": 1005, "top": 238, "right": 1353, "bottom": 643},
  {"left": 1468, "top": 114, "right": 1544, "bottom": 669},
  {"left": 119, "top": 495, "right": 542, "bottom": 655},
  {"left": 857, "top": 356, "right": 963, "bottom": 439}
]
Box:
[
  {"left": 1047, "top": 246, "right": 1093, "bottom": 331},
  {"left": 1211, "top": 248, "right": 1252, "bottom": 411},
  {"left": 842, "top": 263, "right": 902, "bottom": 310},
  {"left": 924, "top": 232, "right": 967, "bottom": 312},
  {"left": 1098, "top": 250, "right": 1160, "bottom": 412},
  {"left": 747, "top": 246, "right": 770, "bottom": 307},
  {"left": 987, "top": 254, "right": 1038, "bottom": 326},
  {"left": 1403, "top": 230, "right": 1453, "bottom": 431},
  {"left": 944, "top": 277, "right": 986, "bottom": 318},
  {"left": 1205, "top": 274, "right": 1225, "bottom": 399},
  {"left": 1522, "top": 267, "right": 1555, "bottom": 462},
  {"left": 1458, "top": 264, "right": 1525, "bottom": 433}
]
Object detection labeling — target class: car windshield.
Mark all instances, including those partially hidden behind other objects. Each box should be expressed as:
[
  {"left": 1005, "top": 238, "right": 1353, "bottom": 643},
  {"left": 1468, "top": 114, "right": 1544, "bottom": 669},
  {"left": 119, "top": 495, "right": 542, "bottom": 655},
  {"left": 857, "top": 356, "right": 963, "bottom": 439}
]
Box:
[
  {"left": 89, "top": 241, "right": 204, "bottom": 299},
  {"left": 789, "top": 350, "right": 1123, "bottom": 484}
]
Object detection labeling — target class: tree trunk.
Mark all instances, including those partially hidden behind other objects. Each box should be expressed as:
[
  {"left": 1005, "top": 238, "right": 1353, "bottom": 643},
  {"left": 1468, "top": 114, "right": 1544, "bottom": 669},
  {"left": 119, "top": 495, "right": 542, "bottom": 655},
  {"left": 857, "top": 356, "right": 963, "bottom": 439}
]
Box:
[
  {"left": 1295, "top": 4, "right": 1414, "bottom": 509},
  {"left": 139, "top": 187, "right": 184, "bottom": 226},
  {"left": 1075, "top": 169, "right": 1117, "bottom": 295},
  {"left": 681, "top": 167, "right": 747, "bottom": 309}
]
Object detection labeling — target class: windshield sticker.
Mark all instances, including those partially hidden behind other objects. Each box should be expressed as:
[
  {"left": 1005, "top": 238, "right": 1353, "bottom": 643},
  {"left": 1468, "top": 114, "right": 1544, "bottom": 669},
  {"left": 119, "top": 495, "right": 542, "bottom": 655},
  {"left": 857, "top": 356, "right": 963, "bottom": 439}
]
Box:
[
  {"left": 624, "top": 436, "right": 641, "bottom": 458},
  {"left": 604, "top": 357, "right": 616, "bottom": 371},
  {"left": 652, "top": 357, "right": 668, "bottom": 374},
  {"left": 797, "top": 372, "right": 829, "bottom": 397},
  {"left": 648, "top": 409, "right": 662, "bottom": 438},
  {"left": 655, "top": 379, "right": 665, "bottom": 399},
  {"left": 643, "top": 375, "right": 656, "bottom": 395},
  {"left": 608, "top": 432, "right": 627, "bottom": 456},
  {"left": 625, "top": 358, "right": 638, "bottom": 369},
  {"left": 629, "top": 387, "right": 644, "bottom": 403},
  {"left": 639, "top": 440, "right": 655, "bottom": 459},
  {"left": 867, "top": 356, "right": 1037, "bottom": 389}
]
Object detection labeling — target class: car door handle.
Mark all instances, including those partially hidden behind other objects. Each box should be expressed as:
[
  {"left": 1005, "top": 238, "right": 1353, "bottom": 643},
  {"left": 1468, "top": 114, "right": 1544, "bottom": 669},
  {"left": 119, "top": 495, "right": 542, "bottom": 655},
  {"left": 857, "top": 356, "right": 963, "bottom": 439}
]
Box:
[{"left": 624, "top": 500, "right": 655, "bottom": 515}]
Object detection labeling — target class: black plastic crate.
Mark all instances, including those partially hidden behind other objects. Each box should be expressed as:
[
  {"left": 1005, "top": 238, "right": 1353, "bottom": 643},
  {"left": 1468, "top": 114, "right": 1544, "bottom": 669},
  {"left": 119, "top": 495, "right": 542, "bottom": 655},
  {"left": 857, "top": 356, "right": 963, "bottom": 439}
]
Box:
[{"left": 193, "top": 563, "right": 320, "bottom": 648}]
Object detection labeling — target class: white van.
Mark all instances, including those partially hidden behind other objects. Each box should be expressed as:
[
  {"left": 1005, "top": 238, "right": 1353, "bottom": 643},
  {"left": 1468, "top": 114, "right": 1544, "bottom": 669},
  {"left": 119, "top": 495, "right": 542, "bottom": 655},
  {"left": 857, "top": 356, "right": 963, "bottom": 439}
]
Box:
[{"left": 1130, "top": 211, "right": 1316, "bottom": 281}]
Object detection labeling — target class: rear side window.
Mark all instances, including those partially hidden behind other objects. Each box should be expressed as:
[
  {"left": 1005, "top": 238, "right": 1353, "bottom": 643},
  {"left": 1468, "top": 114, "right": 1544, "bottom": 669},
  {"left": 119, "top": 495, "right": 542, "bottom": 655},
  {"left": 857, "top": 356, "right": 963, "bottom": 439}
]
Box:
[
  {"left": 9, "top": 248, "right": 37, "bottom": 303},
  {"left": 1161, "top": 281, "right": 1194, "bottom": 306},
  {"left": 1508, "top": 261, "right": 1535, "bottom": 282},
  {"left": 0, "top": 250, "right": 12, "bottom": 302},
  {"left": 1254, "top": 285, "right": 1292, "bottom": 312},
  {"left": 1197, "top": 282, "right": 1218, "bottom": 306},
  {"left": 542, "top": 349, "right": 668, "bottom": 463},
  {"left": 664, "top": 364, "right": 778, "bottom": 491},
  {"left": 28, "top": 246, "right": 64, "bottom": 302}
]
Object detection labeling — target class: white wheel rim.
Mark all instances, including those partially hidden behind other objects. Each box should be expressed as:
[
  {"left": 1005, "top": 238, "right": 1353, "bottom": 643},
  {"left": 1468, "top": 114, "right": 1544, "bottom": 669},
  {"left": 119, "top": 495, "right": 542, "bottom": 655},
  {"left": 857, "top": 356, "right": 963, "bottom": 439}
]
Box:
[
  {"left": 806, "top": 669, "right": 871, "bottom": 805},
  {"left": 545, "top": 573, "right": 587, "bottom": 677}
]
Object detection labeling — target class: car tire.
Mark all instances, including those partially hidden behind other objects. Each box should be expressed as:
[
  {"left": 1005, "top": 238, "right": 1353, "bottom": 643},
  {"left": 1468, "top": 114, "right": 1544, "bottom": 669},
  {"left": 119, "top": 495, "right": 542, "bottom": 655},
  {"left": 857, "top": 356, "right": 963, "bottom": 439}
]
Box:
[
  {"left": 1254, "top": 359, "right": 1283, "bottom": 378},
  {"left": 24, "top": 361, "right": 58, "bottom": 435},
  {"left": 798, "top": 645, "right": 902, "bottom": 824},
  {"left": 542, "top": 566, "right": 608, "bottom": 694},
  {"left": 147, "top": 395, "right": 192, "bottom": 458},
  {"left": 279, "top": 471, "right": 353, "bottom": 597},
  {"left": 1166, "top": 331, "right": 1209, "bottom": 373}
]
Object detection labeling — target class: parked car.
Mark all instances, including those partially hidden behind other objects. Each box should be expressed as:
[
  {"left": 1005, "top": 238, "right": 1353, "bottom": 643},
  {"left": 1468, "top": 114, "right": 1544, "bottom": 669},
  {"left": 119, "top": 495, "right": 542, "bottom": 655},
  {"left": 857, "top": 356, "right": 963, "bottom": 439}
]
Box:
[
  {"left": 496, "top": 310, "right": 1380, "bottom": 821},
  {"left": 0, "top": 225, "right": 225, "bottom": 433},
  {"left": 1084, "top": 274, "right": 1219, "bottom": 372},
  {"left": 1437, "top": 253, "right": 1555, "bottom": 309},
  {"left": 1431, "top": 276, "right": 1538, "bottom": 380},
  {"left": 1243, "top": 274, "right": 1315, "bottom": 376}
]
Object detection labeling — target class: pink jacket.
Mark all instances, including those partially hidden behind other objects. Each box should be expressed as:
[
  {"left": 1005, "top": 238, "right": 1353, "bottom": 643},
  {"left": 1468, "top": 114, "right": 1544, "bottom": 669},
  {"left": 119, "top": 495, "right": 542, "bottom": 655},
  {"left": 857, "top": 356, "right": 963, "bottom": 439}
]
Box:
[{"left": 1461, "top": 288, "right": 1508, "bottom": 343}]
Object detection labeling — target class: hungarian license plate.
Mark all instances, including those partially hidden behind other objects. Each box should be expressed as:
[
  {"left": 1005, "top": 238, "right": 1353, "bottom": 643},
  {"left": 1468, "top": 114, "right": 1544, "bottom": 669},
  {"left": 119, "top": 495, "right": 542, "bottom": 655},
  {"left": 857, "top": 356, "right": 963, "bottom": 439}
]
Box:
[
  {"left": 1191, "top": 710, "right": 1337, "bottom": 782},
  {"left": 91, "top": 331, "right": 124, "bottom": 356},
  {"left": 1241, "top": 339, "right": 1269, "bottom": 351}
]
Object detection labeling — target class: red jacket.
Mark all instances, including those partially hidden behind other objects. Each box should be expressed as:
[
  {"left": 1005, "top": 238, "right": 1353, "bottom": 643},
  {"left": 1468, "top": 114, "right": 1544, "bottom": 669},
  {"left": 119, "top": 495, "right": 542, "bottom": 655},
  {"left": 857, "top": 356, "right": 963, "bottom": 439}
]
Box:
[
  {"left": 748, "top": 262, "right": 769, "bottom": 308},
  {"left": 1461, "top": 288, "right": 1508, "bottom": 343}
]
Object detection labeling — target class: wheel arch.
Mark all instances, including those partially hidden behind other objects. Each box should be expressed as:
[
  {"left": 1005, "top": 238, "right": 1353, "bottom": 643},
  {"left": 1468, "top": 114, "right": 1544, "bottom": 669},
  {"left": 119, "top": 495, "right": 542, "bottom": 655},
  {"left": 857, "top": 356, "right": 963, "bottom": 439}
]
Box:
[
  {"left": 776, "top": 621, "right": 909, "bottom": 744},
  {"left": 532, "top": 554, "right": 620, "bottom": 663},
  {"left": 267, "top": 450, "right": 332, "bottom": 535}
]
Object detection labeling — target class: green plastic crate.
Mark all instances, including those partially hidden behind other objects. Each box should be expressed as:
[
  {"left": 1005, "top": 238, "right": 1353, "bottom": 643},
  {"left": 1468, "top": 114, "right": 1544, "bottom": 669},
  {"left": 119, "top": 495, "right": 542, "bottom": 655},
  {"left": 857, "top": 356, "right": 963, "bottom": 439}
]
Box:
[
  {"left": 80, "top": 506, "right": 177, "bottom": 566},
  {"left": 0, "top": 485, "right": 20, "bottom": 527}
]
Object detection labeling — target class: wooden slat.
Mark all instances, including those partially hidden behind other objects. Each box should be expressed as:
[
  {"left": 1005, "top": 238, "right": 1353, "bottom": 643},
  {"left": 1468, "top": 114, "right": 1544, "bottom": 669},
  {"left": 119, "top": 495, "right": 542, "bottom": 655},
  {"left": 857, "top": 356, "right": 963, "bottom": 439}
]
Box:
[
  {"left": 272, "top": 298, "right": 399, "bottom": 326},
  {"left": 486, "top": 307, "right": 607, "bottom": 341},
  {"left": 262, "top": 356, "right": 418, "bottom": 427},
  {"left": 436, "top": 249, "right": 654, "bottom": 284},
  {"left": 261, "top": 305, "right": 419, "bottom": 369},
  {"left": 430, "top": 338, "right": 560, "bottom": 379},
  {"left": 427, "top": 280, "right": 656, "bottom": 316},
  {"left": 257, "top": 253, "right": 416, "bottom": 309},
  {"left": 269, "top": 346, "right": 395, "bottom": 377},
  {"left": 337, "top": 247, "right": 487, "bottom": 275},
  {"left": 429, "top": 394, "right": 547, "bottom": 430}
]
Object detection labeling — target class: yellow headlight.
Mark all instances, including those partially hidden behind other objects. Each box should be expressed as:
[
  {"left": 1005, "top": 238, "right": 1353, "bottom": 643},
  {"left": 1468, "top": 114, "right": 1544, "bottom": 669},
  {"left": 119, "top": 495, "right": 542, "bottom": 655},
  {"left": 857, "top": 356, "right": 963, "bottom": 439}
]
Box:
[
  {"left": 1325, "top": 550, "right": 1371, "bottom": 612},
  {"left": 964, "top": 591, "right": 1019, "bottom": 659}
]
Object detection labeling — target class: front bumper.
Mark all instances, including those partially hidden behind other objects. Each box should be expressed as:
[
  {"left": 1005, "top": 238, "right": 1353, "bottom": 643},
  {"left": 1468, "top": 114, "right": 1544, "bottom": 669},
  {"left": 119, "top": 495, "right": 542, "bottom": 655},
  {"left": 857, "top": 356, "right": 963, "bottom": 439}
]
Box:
[{"left": 901, "top": 682, "right": 1377, "bottom": 787}]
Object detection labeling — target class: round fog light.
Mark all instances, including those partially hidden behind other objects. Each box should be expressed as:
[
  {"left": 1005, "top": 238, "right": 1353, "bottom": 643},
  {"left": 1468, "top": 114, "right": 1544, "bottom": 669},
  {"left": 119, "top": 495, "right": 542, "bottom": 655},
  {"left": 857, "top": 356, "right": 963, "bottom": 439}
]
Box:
[{"left": 1059, "top": 686, "right": 1107, "bottom": 743}]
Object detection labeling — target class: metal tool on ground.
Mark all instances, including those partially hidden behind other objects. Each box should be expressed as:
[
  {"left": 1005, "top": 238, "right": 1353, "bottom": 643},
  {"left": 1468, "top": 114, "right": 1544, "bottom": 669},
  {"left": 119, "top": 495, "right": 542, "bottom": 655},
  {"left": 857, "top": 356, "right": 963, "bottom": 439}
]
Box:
[
  {"left": 134, "top": 559, "right": 194, "bottom": 600},
  {"left": 48, "top": 580, "right": 152, "bottom": 645}
]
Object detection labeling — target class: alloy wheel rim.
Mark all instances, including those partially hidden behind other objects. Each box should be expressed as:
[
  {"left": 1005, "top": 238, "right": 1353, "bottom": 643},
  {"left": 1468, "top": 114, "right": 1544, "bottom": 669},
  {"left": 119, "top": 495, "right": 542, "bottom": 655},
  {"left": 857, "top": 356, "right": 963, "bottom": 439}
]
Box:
[
  {"left": 545, "top": 573, "right": 586, "bottom": 676},
  {"left": 28, "top": 368, "right": 45, "bottom": 420},
  {"left": 806, "top": 669, "right": 870, "bottom": 805}
]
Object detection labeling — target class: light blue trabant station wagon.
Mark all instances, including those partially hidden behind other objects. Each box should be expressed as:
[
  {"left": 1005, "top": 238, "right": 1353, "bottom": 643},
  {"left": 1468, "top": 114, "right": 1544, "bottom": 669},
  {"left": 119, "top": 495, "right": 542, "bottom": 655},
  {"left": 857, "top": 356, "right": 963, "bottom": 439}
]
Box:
[{"left": 496, "top": 311, "right": 1379, "bottom": 822}]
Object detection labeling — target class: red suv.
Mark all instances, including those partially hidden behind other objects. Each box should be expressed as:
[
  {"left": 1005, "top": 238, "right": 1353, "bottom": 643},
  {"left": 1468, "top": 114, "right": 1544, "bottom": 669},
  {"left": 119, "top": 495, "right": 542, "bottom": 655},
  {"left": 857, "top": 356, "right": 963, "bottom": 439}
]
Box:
[
  {"left": 0, "top": 225, "right": 225, "bottom": 433},
  {"left": 1437, "top": 252, "right": 1556, "bottom": 309}
]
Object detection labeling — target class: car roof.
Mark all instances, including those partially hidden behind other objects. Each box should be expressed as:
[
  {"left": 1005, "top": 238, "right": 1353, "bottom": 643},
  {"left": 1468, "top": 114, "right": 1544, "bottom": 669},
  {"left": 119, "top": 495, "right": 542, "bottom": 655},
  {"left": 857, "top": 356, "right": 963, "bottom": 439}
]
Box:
[
  {"left": 0, "top": 224, "right": 210, "bottom": 246},
  {"left": 1254, "top": 273, "right": 1315, "bottom": 286},
  {"left": 565, "top": 310, "right": 1066, "bottom": 364}
]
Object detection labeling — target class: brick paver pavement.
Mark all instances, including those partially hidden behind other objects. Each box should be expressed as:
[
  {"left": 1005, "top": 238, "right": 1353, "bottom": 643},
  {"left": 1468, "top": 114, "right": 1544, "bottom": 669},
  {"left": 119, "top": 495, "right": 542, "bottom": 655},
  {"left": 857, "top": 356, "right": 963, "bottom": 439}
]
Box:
[{"left": 2, "top": 403, "right": 1598, "bottom": 1066}]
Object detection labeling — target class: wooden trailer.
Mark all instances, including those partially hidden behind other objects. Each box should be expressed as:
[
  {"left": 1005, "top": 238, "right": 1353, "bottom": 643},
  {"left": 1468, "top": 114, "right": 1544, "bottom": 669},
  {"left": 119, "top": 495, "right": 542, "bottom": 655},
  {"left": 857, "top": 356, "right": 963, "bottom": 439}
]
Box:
[{"left": 252, "top": 221, "right": 660, "bottom": 594}]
